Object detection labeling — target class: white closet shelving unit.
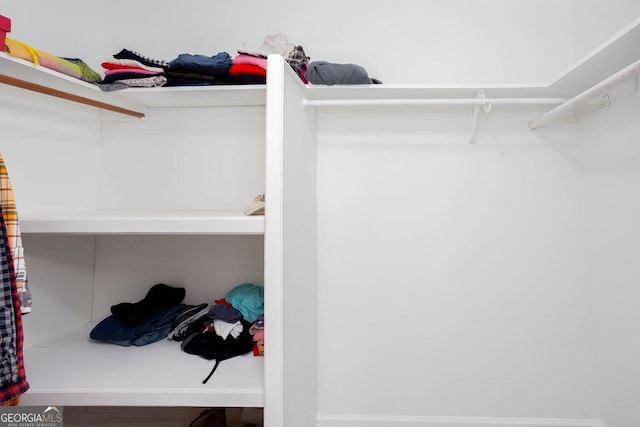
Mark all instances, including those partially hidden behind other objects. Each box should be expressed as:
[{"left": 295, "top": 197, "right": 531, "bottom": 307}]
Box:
[
  {"left": 0, "top": 50, "right": 273, "bottom": 408},
  {"left": 1, "top": 15, "right": 640, "bottom": 426},
  {"left": 0, "top": 50, "right": 319, "bottom": 427}
]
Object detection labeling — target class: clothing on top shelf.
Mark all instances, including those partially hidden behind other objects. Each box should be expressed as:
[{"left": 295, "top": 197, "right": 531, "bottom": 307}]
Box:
[
  {"left": 229, "top": 63, "right": 266, "bottom": 77},
  {"left": 305, "top": 61, "right": 381, "bottom": 85},
  {"left": 3, "top": 38, "right": 101, "bottom": 84},
  {"left": 112, "top": 48, "right": 169, "bottom": 70},
  {"left": 165, "top": 51, "right": 234, "bottom": 86},
  {"left": 236, "top": 33, "right": 310, "bottom": 83},
  {"left": 233, "top": 54, "right": 267, "bottom": 69},
  {"left": 98, "top": 48, "right": 168, "bottom": 91},
  {"left": 101, "top": 59, "right": 166, "bottom": 74}
]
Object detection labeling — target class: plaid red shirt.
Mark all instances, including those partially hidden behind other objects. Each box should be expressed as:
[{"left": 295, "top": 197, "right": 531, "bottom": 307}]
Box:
[
  {"left": 0, "top": 207, "right": 29, "bottom": 403},
  {"left": 0, "top": 154, "right": 32, "bottom": 314}
]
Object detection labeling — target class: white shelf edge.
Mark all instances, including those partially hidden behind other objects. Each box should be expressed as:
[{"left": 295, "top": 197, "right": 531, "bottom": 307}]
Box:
[
  {"left": 20, "top": 210, "right": 264, "bottom": 235},
  {"left": 22, "top": 323, "right": 265, "bottom": 407}
]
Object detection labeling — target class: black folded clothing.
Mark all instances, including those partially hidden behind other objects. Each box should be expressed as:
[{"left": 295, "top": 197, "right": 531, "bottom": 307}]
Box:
[{"left": 111, "top": 283, "right": 186, "bottom": 326}]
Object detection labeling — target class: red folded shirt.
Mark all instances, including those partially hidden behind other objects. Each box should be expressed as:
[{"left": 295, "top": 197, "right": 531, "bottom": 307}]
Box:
[{"left": 229, "top": 64, "right": 266, "bottom": 77}]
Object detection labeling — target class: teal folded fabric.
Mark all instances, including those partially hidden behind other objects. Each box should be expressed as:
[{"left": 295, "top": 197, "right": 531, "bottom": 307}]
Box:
[{"left": 224, "top": 283, "right": 264, "bottom": 323}]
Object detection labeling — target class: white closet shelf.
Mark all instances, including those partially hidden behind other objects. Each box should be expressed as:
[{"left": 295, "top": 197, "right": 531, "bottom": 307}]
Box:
[
  {"left": 20, "top": 211, "right": 264, "bottom": 235},
  {"left": 0, "top": 53, "right": 266, "bottom": 118},
  {"left": 22, "top": 323, "right": 264, "bottom": 407}
]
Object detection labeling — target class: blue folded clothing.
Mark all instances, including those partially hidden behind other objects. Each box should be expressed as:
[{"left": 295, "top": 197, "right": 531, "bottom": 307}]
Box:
[{"left": 90, "top": 304, "right": 187, "bottom": 346}]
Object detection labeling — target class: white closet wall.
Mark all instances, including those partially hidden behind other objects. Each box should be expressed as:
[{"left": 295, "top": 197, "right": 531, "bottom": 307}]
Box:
[
  {"left": 579, "top": 93, "right": 640, "bottom": 427},
  {"left": 2, "top": 0, "right": 574, "bottom": 84},
  {"left": 315, "top": 107, "right": 597, "bottom": 421},
  {"left": 571, "top": 0, "right": 640, "bottom": 62}
]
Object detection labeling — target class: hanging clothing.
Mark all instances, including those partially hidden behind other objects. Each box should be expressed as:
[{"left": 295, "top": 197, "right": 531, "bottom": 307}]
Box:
[
  {"left": 0, "top": 154, "right": 32, "bottom": 314},
  {"left": 0, "top": 207, "right": 29, "bottom": 403}
]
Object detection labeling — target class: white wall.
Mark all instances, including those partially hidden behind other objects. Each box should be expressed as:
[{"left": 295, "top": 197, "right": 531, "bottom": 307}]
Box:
[
  {"left": 315, "top": 107, "right": 598, "bottom": 421},
  {"left": 1, "top": 0, "right": 574, "bottom": 84},
  {"left": 578, "top": 93, "right": 640, "bottom": 427},
  {"left": 571, "top": 0, "right": 640, "bottom": 64}
]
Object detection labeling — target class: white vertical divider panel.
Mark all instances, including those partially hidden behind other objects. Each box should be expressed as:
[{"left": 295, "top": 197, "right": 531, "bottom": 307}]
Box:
[
  {"left": 264, "top": 54, "right": 286, "bottom": 427},
  {"left": 264, "top": 55, "right": 318, "bottom": 427}
]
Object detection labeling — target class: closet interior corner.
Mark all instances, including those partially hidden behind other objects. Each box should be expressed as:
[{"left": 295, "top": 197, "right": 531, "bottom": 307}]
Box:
[{"left": 2, "top": 12, "right": 640, "bottom": 425}]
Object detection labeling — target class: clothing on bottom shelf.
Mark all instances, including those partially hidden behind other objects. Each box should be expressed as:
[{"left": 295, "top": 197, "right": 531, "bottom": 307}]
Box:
[
  {"left": 249, "top": 314, "right": 264, "bottom": 356},
  {"left": 90, "top": 283, "right": 188, "bottom": 346},
  {"left": 181, "top": 319, "right": 254, "bottom": 384},
  {"left": 224, "top": 283, "right": 264, "bottom": 323},
  {"left": 111, "top": 283, "right": 186, "bottom": 326},
  {"left": 167, "top": 283, "right": 266, "bottom": 382},
  {"left": 90, "top": 304, "right": 189, "bottom": 346}
]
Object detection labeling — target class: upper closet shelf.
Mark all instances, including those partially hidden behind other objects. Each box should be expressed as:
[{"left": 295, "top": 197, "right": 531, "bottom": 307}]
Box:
[
  {"left": 20, "top": 211, "right": 264, "bottom": 235},
  {"left": 0, "top": 53, "right": 266, "bottom": 119}
]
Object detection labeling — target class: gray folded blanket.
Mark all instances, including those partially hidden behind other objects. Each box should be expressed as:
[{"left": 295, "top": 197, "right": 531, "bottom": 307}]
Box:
[{"left": 305, "top": 61, "right": 381, "bottom": 85}]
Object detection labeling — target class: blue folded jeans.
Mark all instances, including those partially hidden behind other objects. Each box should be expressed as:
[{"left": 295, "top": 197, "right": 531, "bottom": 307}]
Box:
[{"left": 90, "top": 304, "right": 186, "bottom": 346}]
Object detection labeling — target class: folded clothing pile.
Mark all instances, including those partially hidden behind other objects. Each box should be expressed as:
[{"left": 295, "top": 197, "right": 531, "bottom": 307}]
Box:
[
  {"left": 99, "top": 48, "right": 168, "bottom": 91},
  {"left": 235, "top": 33, "right": 310, "bottom": 84},
  {"left": 165, "top": 51, "right": 233, "bottom": 86},
  {"left": 305, "top": 61, "right": 382, "bottom": 85},
  {"left": 168, "top": 283, "right": 265, "bottom": 383},
  {"left": 90, "top": 283, "right": 187, "bottom": 346},
  {"left": 4, "top": 37, "right": 101, "bottom": 83}
]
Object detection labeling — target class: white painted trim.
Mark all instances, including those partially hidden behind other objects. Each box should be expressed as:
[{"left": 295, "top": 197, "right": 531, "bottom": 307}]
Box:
[
  {"left": 263, "top": 54, "right": 286, "bottom": 427},
  {"left": 316, "top": 414, "right": 606, "bottom": 427}
]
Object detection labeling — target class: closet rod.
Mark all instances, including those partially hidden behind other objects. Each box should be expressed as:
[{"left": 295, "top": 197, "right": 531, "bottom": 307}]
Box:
[
  {"left": 303, "top": 98, "right": 567, "bottom": 108},
  {"left": 529, "top": 58, "right": 640, "bottom": 129},
  {"left": 0, "top": 74, "right": 145, "bottom": 119}
]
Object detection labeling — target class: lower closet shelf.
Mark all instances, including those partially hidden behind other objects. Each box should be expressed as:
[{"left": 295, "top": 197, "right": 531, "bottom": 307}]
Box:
[{"left": 21, "top": 323, "right": 265, "bottom": 407}]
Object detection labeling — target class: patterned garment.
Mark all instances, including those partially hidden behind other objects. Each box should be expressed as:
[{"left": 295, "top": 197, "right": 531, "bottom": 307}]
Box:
[
  {"left": 0, "top": 209, "right": 29, "bottom": 402},
  {"left": 286, "top": 45, "right": 310, "bottom": 77},
  {"left": 112, "top": 49, "right": 169, "bottom": 70},
  {"left": 0, "top": 154, "right": 32, "bottom": 314},
  {"left": 98, "top": 76, "right": 168, "bottom": 92}
]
